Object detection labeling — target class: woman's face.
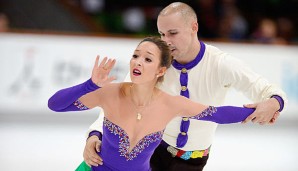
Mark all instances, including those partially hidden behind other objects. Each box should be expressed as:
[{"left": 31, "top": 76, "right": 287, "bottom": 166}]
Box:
[{"left": 130, "top": 41, "right": 162, "bottom": 84}]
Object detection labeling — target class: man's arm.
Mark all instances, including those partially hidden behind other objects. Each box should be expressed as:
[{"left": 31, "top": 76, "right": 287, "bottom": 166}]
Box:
[
  {"left": 219, "top": 55, "right": 287, "bottom": 124},
  {"left": 84, "top": 111, "right": 104, "bottom": 166}
]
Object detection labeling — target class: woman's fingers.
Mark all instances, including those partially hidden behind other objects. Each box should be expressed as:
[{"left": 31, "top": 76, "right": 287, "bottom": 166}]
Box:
[
  {"left": 106, "top": 59, "right": 116, "bottom": 71},
  {"left": 100, "top": 58, "right": 116, "bottom": 71},
  {"left": 94, "top": 55, "right": 99, "bottom": 69},
  {"left": 97, "top": 57, "right": 116, "bottom": 71},
  {"left": 98, "top": 57, "right": 108, "bottom": 69}
]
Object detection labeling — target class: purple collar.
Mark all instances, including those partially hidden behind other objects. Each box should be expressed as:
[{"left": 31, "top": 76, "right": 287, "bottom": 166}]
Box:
[{"left": 172, "top": 41, "right": 205, "bottom": 70}]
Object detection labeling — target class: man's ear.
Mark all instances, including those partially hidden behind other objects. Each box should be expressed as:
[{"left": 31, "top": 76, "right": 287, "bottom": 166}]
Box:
[{"left": 192, "top": 21, "right": 199, "bottom": 32}]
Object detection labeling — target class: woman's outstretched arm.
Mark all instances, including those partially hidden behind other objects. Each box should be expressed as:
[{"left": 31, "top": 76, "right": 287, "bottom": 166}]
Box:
[
  {"left": 48, "top": 56, "right": 116, "bottom": 112},
  {"left": 175, "top": 95, "right": 255, "bottom": 124},
  {"left": 189, "top": 106, "right": 255, "bottom": 124},
  {"left": 48, "top": 78, "right": 100, "bottom": 112}
]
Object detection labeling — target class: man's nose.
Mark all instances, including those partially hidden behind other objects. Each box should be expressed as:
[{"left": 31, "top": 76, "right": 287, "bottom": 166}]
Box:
[{"left": 162, "top": 36, "right": 171, "bottom": 46}]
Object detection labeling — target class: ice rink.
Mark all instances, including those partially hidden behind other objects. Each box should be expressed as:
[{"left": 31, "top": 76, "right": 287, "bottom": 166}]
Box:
[{"left": 1, "top": 110, "right": 297, "bottom": 171}]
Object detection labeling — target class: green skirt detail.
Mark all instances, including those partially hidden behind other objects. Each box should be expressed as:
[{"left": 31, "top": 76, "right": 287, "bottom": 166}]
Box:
[{"left": 75, "top": 161, "right": 91, "bottom": 171}]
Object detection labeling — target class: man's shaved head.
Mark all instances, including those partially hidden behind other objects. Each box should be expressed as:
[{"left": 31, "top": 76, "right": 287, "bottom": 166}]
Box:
[{"left": 158, "top": 2, "right": 197, "bottom": 23}]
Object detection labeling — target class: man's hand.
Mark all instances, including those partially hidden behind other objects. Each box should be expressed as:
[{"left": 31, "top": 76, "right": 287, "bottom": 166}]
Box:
[
  {"left": 242, "top": 98, "right": 280, "bottom": 125},
  {"left": 83, "top": 135, "right": 103, "bottom": 166},
  {"left": 269, "top": 111, "right": 280, "bottom": 124}
]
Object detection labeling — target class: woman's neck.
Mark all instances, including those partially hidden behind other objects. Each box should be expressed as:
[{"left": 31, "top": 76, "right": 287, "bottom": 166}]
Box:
[{"left": 130, "top": 83, "right": 156, "bottom": 106}]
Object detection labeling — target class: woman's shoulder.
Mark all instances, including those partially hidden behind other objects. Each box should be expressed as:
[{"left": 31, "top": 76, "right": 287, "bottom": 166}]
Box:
[
  {"left": 157, "top": 89, "right": 186, "bottom": 104},
  {"left": 156, "top": 90, "right": 190, "bottom": 116},
  {"left": 99, "top": 82, "right": 127, "bottom": 94},
  {"left": 109, "top": 82, "right": 132, "bottom": 96},
  {"left": 98, "top": 82, "right": 130, "bottom": 100},
  {"left": 102, "top": 82, "right": 129, "bottom": 89}
]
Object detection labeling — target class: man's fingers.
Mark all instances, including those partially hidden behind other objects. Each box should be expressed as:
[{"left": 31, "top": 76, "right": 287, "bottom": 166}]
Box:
[
  {"left": 96, "top": 145, "right": 100, "bottom": 153},
  {"left": 258, "top": 121, "right": 267, "bottom": 125},
  {"left": 86, "top": 151, "right": 103, "bottom": 166},
  {"left": 84, "top": 156, "right": 102, "bottom": 167},
  {"left": 242, "top": 103, "right": 257, "bottom": 123},
  {"left": 257, "top": 111, "right": 280, "bottom": 125},
  {"left": 242, "top": 114, "right": 256, "bottom": 124},
  {"left": 95, "top": 141, "right": 101, "bottom": 152},
  {"left": 252, "top": 116, "right": 267, "bottom": 124},
  {"left": 269, "top": 111, "right": 280, "bottom": 124},
  {"left": 269, "top": 118, "right": 276, "bottom": 124},
  {"left": 274, "top": 111, "right": 280, "bottom": 118},
  {"left": 86, "top": 159, "right": 99, "bottom": 167},
  {"left": 83, "top": 136, "right": 104, "bottom": 167},
  {"left": 243, "top": 103, "right": 257, "bottom": 108},
  {"left": 89, "top": 156, "right": 103, "bottom": 165},
  {"left": 89, "top": 150, "right": 102, "bottom": 161}
]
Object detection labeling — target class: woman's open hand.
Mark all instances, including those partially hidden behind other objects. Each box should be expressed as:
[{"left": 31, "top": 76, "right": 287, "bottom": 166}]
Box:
[{"left": 91, "top": 55, "right": 116, "bottom": 87}]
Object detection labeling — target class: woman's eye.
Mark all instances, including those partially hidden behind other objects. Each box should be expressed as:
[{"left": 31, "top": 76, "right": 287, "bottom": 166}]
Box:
[
  {"left": 132, "top": 54, "right": 138, "bottom": 58},
  {"left": 145, "top": 58, "right": 152, "bottom": 62}
]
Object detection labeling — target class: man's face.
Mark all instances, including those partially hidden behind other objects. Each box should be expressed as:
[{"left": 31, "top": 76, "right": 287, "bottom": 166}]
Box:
[{"left": 157, "top": 12, "right": 194, "bottom": 60}]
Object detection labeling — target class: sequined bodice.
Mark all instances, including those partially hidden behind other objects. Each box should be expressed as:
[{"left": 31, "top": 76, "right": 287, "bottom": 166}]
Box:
[{"left": 91, "top": 117, "right": 163, "bottom": 171}]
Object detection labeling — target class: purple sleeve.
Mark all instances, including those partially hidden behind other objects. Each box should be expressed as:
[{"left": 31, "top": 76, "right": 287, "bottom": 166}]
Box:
[
  {"left": 271, "top": 95, "right": 284, "bottom": 112},
  {"left": 48, "top": 79, "right": 100, "bottom": 112},
  {"left": 88, "top": 130, "right": 103, "bottom": 141},
  {"left": 190, "top": 106, "right": 255, "bottom": 124}
]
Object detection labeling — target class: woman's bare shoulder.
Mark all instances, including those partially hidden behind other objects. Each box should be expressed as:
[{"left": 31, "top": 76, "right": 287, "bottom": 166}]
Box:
[
  {"left": 157, "top": 89, "right": 185, "bottom": 104},
  {"left": 105, "top": 82, "right": 133, "bottom": 97},
  {"left": 101, "top": 82, "right": 127, "bottom": 90},
  {"left": 98, "top": 82, "right": 126, "bottom": 95}
]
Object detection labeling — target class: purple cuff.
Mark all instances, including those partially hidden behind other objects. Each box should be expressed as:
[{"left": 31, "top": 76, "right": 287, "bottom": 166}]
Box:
[
  {"left": 48, "top": 78, "right": 100, "bottom": 112},
  {"left": 88, "top": 130, "right": 102, "bottom": 141},
  {"left": 271, "top": 95, "right": 284, "bottom": 112},
  {"left": 85, "top": 78, "right": 101, "bottom": 91}
]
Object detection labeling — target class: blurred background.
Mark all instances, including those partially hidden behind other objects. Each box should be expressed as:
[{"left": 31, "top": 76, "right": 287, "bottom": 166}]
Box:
[
  {"left": 0, "top": 0, "right": 298, "bottom": 170},
  {"left": 1, "top": 0, "right": 298, "bottom": 43}
]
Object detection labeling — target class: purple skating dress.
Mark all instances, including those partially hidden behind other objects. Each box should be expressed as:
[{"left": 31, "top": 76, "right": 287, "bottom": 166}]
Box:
[{"left": 91, "top": 117, "right": 164, "bottom": 171}]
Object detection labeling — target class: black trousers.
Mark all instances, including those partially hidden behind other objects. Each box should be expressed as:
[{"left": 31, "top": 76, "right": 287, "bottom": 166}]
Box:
[{"left": 150, "top": 145, "right": 209, "bottom": 171}]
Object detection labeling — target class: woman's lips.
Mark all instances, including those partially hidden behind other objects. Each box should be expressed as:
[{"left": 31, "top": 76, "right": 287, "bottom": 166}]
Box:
[{"left": 133, "top": 68, "right": 141, "bottom": 76}]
